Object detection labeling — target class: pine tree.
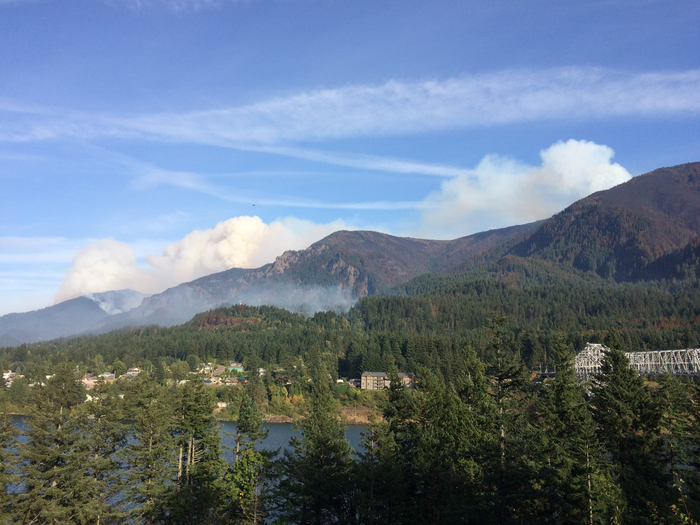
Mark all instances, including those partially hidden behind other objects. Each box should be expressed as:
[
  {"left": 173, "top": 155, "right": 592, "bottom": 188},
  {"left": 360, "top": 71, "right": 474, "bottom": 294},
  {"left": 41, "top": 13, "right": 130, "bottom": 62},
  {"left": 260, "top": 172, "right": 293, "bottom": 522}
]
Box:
[
  {"left": 231, "top": 391, "right": 268, "bottom": 461},
  {"left": 355, "top": 419, "right": 404, "bottom": 525},
  {"left": 404, "top": 369, "right": 476, "bottom": 523},
  {"left": 277, "top": 365, "right": 354, "bottom": 525},
  {"left": 121, "top": 376, "right": 177, "bottom": 524},
  {"left": 72, "top": 379, "right": 129, "bottom": 523},
  {"left": 591, "top": 331, "right": 666, "bottom": 523},
  {"left": 451, "top": 347, "right": 499, "bottom": 521},
  {"left": 483, "top": 317, "right": 535, "bottom": 524},
  {"left": 14, "top": 364, "right": 95, "bottom": 524},
  {"left": 0, "top": 407, "right": 18, "bottom": 522},
  {"left": 657, "top": 375, "right": 699, "bottom": 521},
  {"left": 219, "top": 391, "right": 271, "bottom": 524},
  {"left": 168, "top": 379, "right": 227, "bottom": 524},
  {"left": 535, "top": 336, "right": 622, "bottom": 524}
]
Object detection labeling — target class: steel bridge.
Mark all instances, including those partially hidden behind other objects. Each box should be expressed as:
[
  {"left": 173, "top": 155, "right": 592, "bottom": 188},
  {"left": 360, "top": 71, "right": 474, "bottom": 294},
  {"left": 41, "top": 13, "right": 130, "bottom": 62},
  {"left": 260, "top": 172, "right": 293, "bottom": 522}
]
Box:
[{"left": 574, "top": 343, "right": 700, "bottom": 380}]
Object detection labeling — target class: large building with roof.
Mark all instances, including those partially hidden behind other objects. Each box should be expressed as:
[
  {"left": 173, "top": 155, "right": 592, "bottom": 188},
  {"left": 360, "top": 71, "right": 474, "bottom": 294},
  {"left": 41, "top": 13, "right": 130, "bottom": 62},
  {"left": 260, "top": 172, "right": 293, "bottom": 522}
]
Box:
[{"left": 360, "top": 371, "right": 415, "bottom": 390}]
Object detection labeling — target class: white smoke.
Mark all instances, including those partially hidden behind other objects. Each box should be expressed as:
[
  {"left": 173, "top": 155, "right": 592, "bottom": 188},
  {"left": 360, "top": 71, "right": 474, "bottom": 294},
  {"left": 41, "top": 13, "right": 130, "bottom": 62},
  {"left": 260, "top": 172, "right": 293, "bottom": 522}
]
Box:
[
  {"left": 54, "top": 216, "right": 348, "bottom": 304},
  {"left": 417, "top": 139, "right": 632, "bottom": 238}
]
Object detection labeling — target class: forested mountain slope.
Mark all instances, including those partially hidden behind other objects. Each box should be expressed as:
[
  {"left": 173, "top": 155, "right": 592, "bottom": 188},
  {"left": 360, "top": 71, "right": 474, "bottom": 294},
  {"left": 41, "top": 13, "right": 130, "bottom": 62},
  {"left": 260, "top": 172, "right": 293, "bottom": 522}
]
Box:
[
  {"left": 3, "top": 162, "right": 700, "bottom": 345},
  {"left": 92, "top": 223, "right": 538, "bottom": 331},
  {"left": 506, "top": 162, "right": 700, "bottom": 280},
  {"left": 0, "top": 290, "right": 149, "bottom": 345}
]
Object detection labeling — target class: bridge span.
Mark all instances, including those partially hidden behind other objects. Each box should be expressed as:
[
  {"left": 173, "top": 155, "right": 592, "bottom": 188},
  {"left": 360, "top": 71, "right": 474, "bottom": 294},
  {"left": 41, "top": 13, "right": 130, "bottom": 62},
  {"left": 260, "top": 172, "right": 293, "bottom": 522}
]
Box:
[{"left": 574, "top": 343, "right": 700, "bottom": 380}]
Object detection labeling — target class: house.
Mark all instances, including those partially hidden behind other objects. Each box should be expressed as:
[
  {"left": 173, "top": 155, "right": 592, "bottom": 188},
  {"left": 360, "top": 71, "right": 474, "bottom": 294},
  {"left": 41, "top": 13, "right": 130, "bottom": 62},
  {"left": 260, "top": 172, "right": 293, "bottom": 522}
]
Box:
[
  {"left": 361, "top": 372, "right": 388, "bottom": 390},
  {"left": 98, "top": 372, "right": 116, "bottom": 381},
  {"left": 81, "top": 374, "right": 97, "bottom": 389},
  {"left": 125, "top": 367, "right": 142, "bottom": 376},
  {"left": 398, "top": 372, "right": 415, "bottom": 389},
  {"left": 2, "top": 371, "right": 15, "bottom": 387},
  {"left": 228, "top": 361, "right": 244, "bottom": 373},
  {"left": 361, "top": 371, "right": 415, "bottom": 390},
  {"left": 212, "top": 365, "right": 226, "bottom": 378}
]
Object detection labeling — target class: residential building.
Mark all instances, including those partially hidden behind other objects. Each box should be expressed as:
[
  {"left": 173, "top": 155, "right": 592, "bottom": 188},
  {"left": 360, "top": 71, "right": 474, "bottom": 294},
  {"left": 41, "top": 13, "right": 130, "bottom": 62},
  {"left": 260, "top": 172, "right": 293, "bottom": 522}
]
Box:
[
  {"left": 360, "top": 371, "right": 415, "bottom": 390},
  {"left": 228, "top": 361, "right": 244, "bottom": 373}
]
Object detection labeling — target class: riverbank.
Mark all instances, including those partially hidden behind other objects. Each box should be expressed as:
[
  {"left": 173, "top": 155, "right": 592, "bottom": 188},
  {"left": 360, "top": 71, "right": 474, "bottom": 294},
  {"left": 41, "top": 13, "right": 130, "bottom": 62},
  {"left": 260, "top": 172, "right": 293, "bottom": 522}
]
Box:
[{"left": 218, "top": 406, "right": 378, "bottom": 425}]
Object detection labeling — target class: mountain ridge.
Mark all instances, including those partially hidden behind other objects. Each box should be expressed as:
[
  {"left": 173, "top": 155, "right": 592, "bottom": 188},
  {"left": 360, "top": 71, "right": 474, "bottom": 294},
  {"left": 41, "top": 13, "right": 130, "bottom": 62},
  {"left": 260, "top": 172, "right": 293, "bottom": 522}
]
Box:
[{"left": 2, "top": 161, "right": 700, "bottom": 346}]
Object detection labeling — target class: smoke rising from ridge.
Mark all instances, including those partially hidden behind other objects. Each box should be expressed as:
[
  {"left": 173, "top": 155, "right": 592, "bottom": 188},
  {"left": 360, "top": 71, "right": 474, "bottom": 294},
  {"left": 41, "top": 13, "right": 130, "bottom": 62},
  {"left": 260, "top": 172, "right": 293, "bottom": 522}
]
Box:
[
  {"left": 54, "top": 216, "right": 348, "bottom": 304},
  {"left": 418, "top": 140, "right": 632, "bottom": 238},
  {"left": 54, "top": 140, "right": 632, "bottom": 309}
]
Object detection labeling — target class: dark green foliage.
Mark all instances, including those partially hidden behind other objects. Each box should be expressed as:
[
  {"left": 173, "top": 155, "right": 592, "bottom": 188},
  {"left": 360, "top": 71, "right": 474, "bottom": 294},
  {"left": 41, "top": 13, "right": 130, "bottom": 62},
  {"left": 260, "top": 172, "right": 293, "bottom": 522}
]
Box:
[
  {"left": 277, "top": 371, "right": 355, "bottom": 524},
  {"left": 355, "top": 420, "right": 405, "bottom": 524},
  {"left": 591, "top": 332, "right": 667, "bottom": 523},
  {"left": 73, "top": 380, "right": 129, "bottom": 523},
  {"left": 220, "top": 391, "right": 271, "bottom": 524},
  {"left": 14, "top": 368, "right": 112, "bottom": 524},
  {"left": 534, "top": 336, "right": 622, "bottom": 523},
  {"left": 481, "top": 318, "right": 537, "bottom": 524},
  {"left": 167, "top": 380, "right": 227, "bottom": 525},
  {"left": 121, "top": 376, "right": 177, "bottom": 524},
  {"left": 0, "top": 408, "right": 17, "bottom": 521},
  {"left": 231, "top": 391, "right": 268, "bottom": 461}
]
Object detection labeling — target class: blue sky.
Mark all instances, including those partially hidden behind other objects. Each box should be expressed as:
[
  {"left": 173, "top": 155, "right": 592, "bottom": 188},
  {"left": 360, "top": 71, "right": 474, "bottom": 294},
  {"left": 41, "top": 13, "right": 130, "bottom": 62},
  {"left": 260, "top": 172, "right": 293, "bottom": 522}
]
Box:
[{"left": 0, "top": 0, "right": 699, "bottom": 315}]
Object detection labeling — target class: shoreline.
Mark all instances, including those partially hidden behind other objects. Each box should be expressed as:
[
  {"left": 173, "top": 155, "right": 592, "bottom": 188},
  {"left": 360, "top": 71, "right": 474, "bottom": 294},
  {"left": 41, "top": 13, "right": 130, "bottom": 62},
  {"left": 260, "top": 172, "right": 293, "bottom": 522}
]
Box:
[{"left": 218, "top": 406, "right": 377, "bottom": 426}]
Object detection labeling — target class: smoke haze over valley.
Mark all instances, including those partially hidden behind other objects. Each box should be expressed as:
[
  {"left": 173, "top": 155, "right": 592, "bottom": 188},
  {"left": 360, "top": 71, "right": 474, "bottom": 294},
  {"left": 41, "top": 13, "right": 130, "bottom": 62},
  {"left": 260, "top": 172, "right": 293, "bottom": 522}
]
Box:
[{"left": 0, "top": 0, "right": 698, "bottom": 321}]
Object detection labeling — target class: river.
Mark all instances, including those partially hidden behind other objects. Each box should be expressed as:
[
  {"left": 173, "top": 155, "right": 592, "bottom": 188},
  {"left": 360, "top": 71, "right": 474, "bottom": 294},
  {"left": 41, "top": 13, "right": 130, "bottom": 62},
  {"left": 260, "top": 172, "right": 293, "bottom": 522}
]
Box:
[{"left": 11, "top": 416, "right": 368, "bottom": 462}]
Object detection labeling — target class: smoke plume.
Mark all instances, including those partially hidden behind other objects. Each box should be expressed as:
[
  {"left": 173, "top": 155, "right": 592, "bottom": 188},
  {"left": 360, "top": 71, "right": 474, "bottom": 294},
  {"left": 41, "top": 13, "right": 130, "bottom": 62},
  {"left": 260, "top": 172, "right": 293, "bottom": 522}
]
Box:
[
  {"left": 54, "top": 216, "right": 348, "bottom": 304},
  {"left": 418, "top": 139, "right": 632, "bottom": 238}
]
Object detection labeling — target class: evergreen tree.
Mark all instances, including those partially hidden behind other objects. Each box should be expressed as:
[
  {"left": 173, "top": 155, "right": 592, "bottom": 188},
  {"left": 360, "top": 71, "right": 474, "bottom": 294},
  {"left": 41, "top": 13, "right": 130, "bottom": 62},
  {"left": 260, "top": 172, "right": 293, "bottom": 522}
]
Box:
[
  {"left": 656, "top": 375, "right": 700, "bottom": 520},
  {"left": 0, "top": 407, "right": 18, "bottom": 521},
  {"left": 591, "top": 331, "right": 666, "bottom": 523},
  {"left": 219, "top": 391, "right": 271, "bottom": 524},
  {"left": 231, "top": 391, "right": 268, "bottom": 461},
  {"left": 277, "top": 365, "right": 354, "bottom": 525},
  {"left": 121, "top": 376, "right": 177, "bottom": 524},
  {"left": 402, "top": 369, "right": 475, "bottom": 523},
  {"left": 355, "top": 418, "right": 405, "bottom": 525},
  {"left": 168, "top": 379, "right": 227, "bottom": 524},
  {"left": 451, "top": 347, "right": 499, "bottom": 521},
  {"left": 73, "top": 380, "right": 129, "bottom": 523},
  {"left": 535, "top": 336, "right": 622, "bottom": 524},
  {"left": 482, "top": 317, "right": 535, "bottom": 524},
  {"left": 14, "top": 364, "right": 95, "bottom": 524}
]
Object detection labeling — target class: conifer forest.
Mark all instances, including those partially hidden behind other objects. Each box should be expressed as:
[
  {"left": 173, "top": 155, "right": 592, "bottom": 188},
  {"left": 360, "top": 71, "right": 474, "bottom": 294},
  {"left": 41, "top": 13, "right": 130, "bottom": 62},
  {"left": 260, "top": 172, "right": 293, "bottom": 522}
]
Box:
[{"left": 1, "top": 276, "right": 700, "bottom": 524}]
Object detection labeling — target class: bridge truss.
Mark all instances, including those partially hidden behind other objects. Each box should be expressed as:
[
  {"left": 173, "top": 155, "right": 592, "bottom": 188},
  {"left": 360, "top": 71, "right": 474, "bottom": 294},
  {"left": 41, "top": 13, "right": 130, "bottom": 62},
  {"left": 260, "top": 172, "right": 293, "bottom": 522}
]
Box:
[{"left": 575, "top": 343, "right": 700, "bottom": 381}]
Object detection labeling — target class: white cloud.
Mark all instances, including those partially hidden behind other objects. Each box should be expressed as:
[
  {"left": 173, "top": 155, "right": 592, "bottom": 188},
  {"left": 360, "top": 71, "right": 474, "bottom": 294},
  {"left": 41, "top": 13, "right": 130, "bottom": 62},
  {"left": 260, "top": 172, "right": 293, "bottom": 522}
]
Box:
[
  {"left": 53, "top": 215, "right": 349, "bottom": 303},
  {"left": 1, "top": 68, "right": 698, "bottom": 155},
  {"left": 98, "top": 0, "right": 245, "bottom": 11},
  {"left": 132, "top": 165, "right": 426, "bottom": 209},
  {"left": 51, "top": 140, "right": 633, "bottom": 302},
  {"left": 112, "top": 69, "right": 700, "bottom": 146},
  {"left": 416, "top": 139, "right": 632, "bottom": 238}
]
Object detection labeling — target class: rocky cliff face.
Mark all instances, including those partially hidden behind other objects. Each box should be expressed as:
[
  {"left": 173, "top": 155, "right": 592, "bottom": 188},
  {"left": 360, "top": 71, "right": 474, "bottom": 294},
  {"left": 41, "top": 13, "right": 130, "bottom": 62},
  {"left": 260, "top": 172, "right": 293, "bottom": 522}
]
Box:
[{"left": 5, "top": 161, "right": 700, "bottom": 345}]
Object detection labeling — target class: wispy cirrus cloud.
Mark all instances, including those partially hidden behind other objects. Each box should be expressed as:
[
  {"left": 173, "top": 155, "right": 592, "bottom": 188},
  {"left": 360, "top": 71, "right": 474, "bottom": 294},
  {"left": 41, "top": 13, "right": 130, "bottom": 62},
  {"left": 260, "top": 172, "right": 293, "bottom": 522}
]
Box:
[
  {"left": 2, "top": 68, "right": 699, "bottom": 148},
  {"left": 110, "top": 68, "right": 700, "bottom": 146},
  {"left": 113, "top": 0, "right": 247, "bottom": 10},
  {"left": 132, "top": 165, "right": 427, "bottom": 210}
]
